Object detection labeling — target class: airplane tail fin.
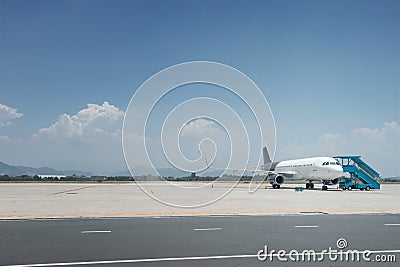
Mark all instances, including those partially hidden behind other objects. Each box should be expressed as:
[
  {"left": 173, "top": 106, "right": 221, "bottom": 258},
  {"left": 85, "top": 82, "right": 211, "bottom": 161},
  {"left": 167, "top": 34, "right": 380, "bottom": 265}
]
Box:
[{"left": 263, "top": 146, "right": 271, "bottom": 164}]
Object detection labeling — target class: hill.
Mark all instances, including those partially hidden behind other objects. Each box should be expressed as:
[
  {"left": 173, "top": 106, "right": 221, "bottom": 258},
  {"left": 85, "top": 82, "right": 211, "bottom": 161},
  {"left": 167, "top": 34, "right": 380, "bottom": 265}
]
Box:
[{"left": 0, "top": 162, "right": 93, "bottom": 177}]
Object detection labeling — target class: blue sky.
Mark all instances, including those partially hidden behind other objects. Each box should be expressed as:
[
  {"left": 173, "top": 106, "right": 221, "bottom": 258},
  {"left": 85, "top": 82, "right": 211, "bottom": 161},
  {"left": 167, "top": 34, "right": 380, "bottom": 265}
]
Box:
[{"left": 0, "top": 0, "right": 399, "bottom": 176}]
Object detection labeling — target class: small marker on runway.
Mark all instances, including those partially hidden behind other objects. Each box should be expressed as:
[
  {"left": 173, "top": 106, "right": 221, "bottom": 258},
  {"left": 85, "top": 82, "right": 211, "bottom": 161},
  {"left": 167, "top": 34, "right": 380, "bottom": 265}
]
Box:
[
  {"left": 294, "top": 225, "right": 319, "bottom": 228},
  {"left": 194, "top": 228, "right": 221, "bottom": 231},
  {"left": 81, "top": 230, "right": 111, "bottom": 234},
  {"left": 384, "top": 223, "right": 400, "bottom": 226}
]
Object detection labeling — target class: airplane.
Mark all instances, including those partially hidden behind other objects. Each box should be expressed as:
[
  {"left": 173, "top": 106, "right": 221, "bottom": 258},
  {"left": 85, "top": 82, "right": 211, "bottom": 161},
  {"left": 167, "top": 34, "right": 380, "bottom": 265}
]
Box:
[{"left": 256, "top": 147, "right": 343, "bottom": 190}]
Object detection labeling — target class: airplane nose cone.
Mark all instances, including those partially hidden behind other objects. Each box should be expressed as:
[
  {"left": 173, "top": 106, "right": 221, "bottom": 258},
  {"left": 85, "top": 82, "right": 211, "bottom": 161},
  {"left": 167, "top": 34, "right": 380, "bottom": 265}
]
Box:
[
  {"left": 335, "top": 166, "right": 344, "bottom": 176},
  {"left": 329, "top": 165, "right": 343, "bottom": 177}
]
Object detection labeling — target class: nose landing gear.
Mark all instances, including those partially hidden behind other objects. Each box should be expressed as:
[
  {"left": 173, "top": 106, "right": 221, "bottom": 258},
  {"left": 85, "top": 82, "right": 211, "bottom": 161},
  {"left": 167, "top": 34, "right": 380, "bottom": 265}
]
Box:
[{"left": 306, "top": 181, "right": 328, "bottom": 190}]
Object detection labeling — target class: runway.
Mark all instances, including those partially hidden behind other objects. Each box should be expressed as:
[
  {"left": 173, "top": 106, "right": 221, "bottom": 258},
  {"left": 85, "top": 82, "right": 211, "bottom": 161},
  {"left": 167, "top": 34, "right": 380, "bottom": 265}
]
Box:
[{"left": 0, "top": 214, "right": 399, "bottom": 266}]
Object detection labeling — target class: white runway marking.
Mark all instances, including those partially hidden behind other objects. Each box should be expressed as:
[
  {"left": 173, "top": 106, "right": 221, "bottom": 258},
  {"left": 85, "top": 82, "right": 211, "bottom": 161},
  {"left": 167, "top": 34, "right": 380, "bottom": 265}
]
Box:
[
  {"left": 294, "top": 225, "right": 319, "bottom": 228},
  {"left": 1, "top": 250, "right": 400, "bottom": 267},
  {"left": 0, "top": 254, "right": 257, "bottom": 267},
  {"left": 81, "top": 230, "right": 111, "bottom": 234},
  {"left": 384, "top": 223, "right": 400, "bottom": 226},
  {"left": 194, "top": 227, "right": 222, "bottom": 231}
]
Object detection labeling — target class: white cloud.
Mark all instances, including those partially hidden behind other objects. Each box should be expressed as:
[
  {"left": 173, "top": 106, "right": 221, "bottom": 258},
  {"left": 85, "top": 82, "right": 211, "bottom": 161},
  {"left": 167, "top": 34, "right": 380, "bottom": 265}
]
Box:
[
  {"left": 0, "top": 103, "right": 23, "bottom": 127},
  {"left": 181, "top": 118, "right": 220, "bottom": 137},
  {"left": 352, "top": 121, "right": 400, "bottom": 144},
  {"left": 278, "top": 122, "right": 400, "bottom": 177},
  {"left": 318, "top": 133, "right": 344, "bottom": 144},
  {"left": 36, "top": 101, "right": 124, "bottom": 139},
  {"left": 11, "top": 101, "right": 128, "bottom": 174},
  {"left": 318, "top": 122, "right": 400, "bottom": 177},
  {"left": 0, "top": 135, "right": 10, "bottom": 142}
]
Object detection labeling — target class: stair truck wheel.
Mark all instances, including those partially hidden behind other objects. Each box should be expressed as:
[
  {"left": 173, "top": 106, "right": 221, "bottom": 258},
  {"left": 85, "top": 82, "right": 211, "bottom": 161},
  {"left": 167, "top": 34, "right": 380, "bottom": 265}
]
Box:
[{"left": 366, "top": 186, "right": 371, "bottom": 191}]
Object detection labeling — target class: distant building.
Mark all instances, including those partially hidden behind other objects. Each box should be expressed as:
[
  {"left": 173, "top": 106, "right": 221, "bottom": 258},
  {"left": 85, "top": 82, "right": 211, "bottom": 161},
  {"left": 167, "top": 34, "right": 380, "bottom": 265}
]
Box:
[{"left": 90, "top": 176, "right": 106, "bottom": 181}]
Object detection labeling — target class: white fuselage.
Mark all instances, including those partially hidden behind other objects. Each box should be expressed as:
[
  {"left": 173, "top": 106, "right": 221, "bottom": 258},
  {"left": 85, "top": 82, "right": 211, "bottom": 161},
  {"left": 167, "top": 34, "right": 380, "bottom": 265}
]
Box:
[{"left": 274, "top": 157, "right": 343, "bottom": 181}]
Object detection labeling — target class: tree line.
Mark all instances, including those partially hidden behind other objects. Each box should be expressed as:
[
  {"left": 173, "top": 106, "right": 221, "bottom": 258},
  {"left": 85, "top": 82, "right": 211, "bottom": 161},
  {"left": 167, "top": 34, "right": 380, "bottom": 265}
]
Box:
[{"left": 0, "top": 174, "right": 255, "bottom": 182}]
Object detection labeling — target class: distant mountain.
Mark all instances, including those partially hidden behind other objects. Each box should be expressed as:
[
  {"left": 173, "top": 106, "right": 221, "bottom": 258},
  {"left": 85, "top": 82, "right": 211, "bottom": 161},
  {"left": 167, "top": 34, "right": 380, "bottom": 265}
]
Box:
[
  {"left": 157, "top": 168, "right": 190, "bottom": 178},
  {"left": 113, "top": 166, "right": 190, "bottom": 178},
  {"left": 113, "top": 165, "right": 156, "bottom": 177},
  {"left": 113, "top": 166, "right": 253, "bottom": 178},
  {"left": 201, "top": 170, "right": 254, "bottom": 177},
  {"left": 0, "top": 162, "right": 93, "bottom": 177}
]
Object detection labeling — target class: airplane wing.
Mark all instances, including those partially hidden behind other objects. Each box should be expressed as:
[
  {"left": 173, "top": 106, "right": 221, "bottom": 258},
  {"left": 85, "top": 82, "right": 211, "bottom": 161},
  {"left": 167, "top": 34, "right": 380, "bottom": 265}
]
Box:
[
  {"left": 276, "top": 171, "right": 296, "bottom": 177},
  {"left": 252, "top": 170, "right": 296, "bottom": 177},
  {"left": 208, "top": 167, "right": 296, "bottom": 177}
]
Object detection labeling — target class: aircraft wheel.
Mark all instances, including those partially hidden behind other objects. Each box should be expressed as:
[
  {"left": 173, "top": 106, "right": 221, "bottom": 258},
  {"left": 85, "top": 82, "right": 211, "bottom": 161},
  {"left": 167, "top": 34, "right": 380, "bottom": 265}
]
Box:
[
  {"left": 310, "top": 183, "right": 314, "bottom": 189},
  {"left": 306, "top": 183, "right": 310, "bottom": 189},
  {"left": 322, "top": 185, "right": 328, "bottom": 191}
]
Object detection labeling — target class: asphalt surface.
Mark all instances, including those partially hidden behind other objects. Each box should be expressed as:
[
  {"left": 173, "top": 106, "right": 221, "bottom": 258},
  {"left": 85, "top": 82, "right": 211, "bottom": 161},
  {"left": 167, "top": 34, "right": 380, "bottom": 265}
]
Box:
[{"left": 0, "top": 214, "right": 399, "bottom": 266}]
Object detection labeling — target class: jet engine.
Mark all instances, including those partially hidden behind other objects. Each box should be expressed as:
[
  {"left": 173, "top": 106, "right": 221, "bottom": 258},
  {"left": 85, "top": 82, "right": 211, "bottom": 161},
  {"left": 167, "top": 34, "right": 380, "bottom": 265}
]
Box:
[
  {"left": 323, "top": 178, "right": 339, "bottom": 185},
  {"left": 330, "top": 178, "right": 339, "bottom": 185},
  {"left": 274, "top": 175, "right": 285, "bottom": 185}
]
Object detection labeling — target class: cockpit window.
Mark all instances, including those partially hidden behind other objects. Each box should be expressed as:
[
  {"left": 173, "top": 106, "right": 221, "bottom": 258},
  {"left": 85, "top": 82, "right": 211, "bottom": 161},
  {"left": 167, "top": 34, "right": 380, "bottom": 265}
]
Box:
[{"left": 323, "top": 161, "right": 339, "bottom": 166}]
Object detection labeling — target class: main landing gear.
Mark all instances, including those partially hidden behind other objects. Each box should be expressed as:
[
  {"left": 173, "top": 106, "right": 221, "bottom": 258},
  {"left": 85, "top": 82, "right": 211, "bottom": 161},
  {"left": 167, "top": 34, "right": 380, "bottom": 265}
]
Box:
[
  {"left": 305, "top": 182, "right": 314, "bottom": 189},
  {"left": 272, "top": 184, "right": 281, "bottom": 189}
]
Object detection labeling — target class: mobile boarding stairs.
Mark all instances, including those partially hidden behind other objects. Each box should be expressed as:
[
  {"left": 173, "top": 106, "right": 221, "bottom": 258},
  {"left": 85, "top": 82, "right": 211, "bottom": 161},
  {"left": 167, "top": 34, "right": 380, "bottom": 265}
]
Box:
[{"left": 334, "top": 156, "right": 381, "bottom": 190}]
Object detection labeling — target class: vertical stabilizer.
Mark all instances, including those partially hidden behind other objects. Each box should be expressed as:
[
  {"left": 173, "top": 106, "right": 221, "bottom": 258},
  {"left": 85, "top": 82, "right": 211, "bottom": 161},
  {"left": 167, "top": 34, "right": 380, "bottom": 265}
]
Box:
[{"left": 263, "top": 146, "right": 271, "bottom": 164}]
